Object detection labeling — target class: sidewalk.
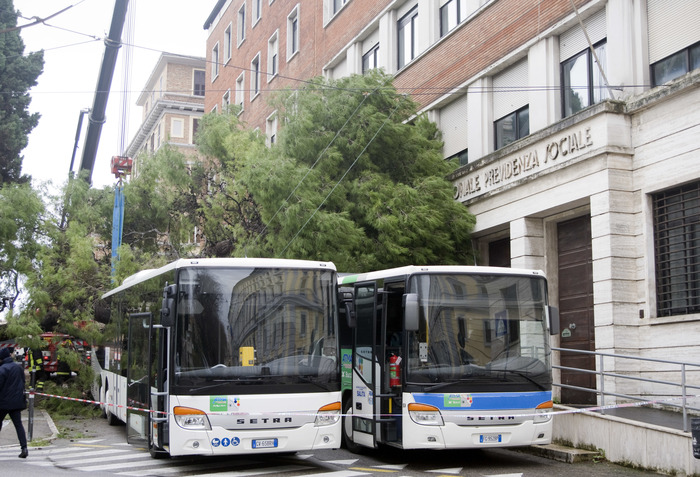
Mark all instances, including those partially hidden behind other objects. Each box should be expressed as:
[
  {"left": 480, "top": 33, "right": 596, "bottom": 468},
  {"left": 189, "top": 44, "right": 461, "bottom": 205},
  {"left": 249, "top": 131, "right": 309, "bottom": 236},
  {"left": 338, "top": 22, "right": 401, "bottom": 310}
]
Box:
[{"left": 0, "top": 407, "right": 58, "bottom": 448}]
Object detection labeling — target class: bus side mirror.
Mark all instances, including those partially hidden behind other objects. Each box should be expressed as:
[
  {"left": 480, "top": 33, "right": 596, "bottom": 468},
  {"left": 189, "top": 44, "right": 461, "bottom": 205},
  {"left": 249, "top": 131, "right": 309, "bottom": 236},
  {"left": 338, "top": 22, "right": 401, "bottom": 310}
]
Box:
[
  {"left": 161, "top": 284, "right": 177, "bottom": 327},
  {"left": 404, "top": 293, "right": 419, "bottom": 331},
  {"left": 345, "top": 301, "right": 356, "bottom": 328},
  {"left": 548, "top": 306, "right": 560, "bottom": 336}
]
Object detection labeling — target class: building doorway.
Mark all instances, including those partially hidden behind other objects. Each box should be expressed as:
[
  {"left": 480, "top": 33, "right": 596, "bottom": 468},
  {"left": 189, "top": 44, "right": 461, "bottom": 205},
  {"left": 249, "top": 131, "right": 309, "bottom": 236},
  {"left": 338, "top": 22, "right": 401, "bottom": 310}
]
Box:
[{"left": 557, "top": 215, "right": 596, "bottom": 405}]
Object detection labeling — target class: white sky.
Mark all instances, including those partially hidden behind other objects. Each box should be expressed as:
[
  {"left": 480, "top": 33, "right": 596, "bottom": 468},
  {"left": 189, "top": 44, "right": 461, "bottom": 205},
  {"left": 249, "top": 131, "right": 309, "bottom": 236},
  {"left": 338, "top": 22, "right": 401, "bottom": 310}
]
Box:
[{"left": 15, "top": 0, "right": 215, "bottom": 189}]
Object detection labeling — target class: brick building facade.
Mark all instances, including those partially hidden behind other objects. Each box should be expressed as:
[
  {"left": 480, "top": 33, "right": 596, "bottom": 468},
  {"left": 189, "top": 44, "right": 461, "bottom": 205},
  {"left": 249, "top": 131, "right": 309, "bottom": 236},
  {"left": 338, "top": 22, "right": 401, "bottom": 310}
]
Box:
[{"left": 203, "top": 0, "right": 700, "bottom": 420}]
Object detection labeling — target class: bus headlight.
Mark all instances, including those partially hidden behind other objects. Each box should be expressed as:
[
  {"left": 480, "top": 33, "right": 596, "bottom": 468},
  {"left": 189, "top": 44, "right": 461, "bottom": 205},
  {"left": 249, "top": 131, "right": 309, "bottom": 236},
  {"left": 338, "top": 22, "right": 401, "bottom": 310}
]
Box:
[
  {"left": 408, "top": 403, "right": 444, "bottom": 426},
  {"left": 534, "top": 401, "right": 553, "bottom": 423},
  {"left": 314, "top": 401, "right": 341, "bottom": 426},
  {"left": 173, "top": 406, "right": 212, "bottom": 430}
]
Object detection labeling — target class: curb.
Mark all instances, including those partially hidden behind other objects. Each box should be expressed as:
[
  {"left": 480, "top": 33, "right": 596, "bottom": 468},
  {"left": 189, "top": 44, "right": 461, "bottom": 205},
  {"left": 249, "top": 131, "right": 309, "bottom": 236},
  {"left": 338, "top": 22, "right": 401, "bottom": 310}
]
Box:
[
  {"left": 523, "top": 443, "right": 602, "bottom": 464},
  {"left": 40, "top": 409, "right": 60, "bottom": 442}
]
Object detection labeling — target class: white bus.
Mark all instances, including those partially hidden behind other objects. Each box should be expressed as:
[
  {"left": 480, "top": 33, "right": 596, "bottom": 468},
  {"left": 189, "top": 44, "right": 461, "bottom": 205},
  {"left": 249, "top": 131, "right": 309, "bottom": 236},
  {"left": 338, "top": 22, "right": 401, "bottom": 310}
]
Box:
[
  {"left": 337, "top": 266, "right": 559, "bottom": 451},
  {"left": 95, "top": 258, "right": 341, "bottom": 457}
]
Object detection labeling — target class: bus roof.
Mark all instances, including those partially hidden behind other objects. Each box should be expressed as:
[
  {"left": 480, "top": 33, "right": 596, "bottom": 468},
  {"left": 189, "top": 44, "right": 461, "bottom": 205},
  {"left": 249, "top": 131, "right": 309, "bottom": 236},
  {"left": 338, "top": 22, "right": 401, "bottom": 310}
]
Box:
[
  {"left": 338, "top": 265, "right": 545, "bottom": 285},
  {"left": 102, "top": 257, "right": 336, "bottom": 299}
]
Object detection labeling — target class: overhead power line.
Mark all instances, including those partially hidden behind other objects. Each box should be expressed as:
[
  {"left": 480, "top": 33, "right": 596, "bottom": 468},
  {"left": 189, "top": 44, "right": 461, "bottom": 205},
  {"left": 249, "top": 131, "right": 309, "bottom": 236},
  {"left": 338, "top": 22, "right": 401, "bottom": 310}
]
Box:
[{"left": 2, "top": 1, "right": 85, "bottom": 34}]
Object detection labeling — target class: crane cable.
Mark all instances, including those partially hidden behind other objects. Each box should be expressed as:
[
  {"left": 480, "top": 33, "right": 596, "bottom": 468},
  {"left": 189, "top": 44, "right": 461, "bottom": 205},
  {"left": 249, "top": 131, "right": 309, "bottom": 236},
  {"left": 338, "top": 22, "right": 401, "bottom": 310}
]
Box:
[{"left": 118, "top": 2, "right": 135, "bottom": 158}]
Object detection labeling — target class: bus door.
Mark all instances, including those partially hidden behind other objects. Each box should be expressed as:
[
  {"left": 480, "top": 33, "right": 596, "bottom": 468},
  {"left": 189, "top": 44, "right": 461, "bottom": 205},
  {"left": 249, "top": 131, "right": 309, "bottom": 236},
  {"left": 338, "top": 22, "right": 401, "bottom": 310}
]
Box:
[
  {"left": 379, "top": 281, "right": 406, "bottom": 445},
  {"left": 350, "top": 281, "right": 380, "bottom": 448},
  {"left": 126, "top": 311, "right": 168, "bottom": 455}
]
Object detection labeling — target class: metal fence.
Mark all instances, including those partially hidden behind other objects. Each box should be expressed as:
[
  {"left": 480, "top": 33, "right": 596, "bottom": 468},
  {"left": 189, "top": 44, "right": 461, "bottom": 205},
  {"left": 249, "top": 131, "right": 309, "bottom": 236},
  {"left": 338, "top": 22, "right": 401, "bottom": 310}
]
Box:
[{"left": 551, "top": 347, "right": 700, "bottom": 432}]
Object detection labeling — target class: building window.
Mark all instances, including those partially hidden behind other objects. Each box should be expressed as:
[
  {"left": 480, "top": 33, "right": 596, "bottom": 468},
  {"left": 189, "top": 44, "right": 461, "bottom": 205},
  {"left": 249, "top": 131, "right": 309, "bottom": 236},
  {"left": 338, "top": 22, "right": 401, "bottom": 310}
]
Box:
[
  {"left": 494, "top": 106, "right": 529, "bottom": 150},
  {"left": 224, "top": 23, "right": 232, "bottom": 62},
  {"left": 211, "top": 43, "right": 220, "bottom": 79},
  {"left": 251, "top": 54, "right": 261, "bottom": 99},
  {"left": 235, "top": 73, "right": 245, "bottom": 111},
  {"left": 653, "top": 182, "right": 700, "bottom": 317},
  {"left": 266, "top": 112, "right": 277, "bottom": 146},
  {"left": 333, "top": 0, "right": 347, "bottom": 14},
  {"left": 440, "top": 0, "right": 460, "bottom": 36},
  {"left": 191, "top": 118, "right": 199, "bottom": 144},
  {"left": 222, "top": 89, "right": 231, "bottom": 110},
  {"left": 268, "top": 31, "right": 279, "bottom": 80},
  {"left": 362, "top": 43, "right": 379, "bottom": 74},
  {"left": 193, "top": 69, "right": 205, "bottom": 96},
  {"left": 252, "top": 0, "right": 262, "bottom": 24},
  {"left": 156, "top": 121, "right": 162, "bottom": 149},
  {"left": 287, "top": 6, "right": 300, "bottom": 58},
  {"left": 651, "top": 41, "right": 700, "bottom": 86},
  {"left": 238, "top": 3, "right": 246, "bottom": 45},
  {"left": 397, "top": 6, "right": 418, "bottom": 69},
  {"left": 561, "top": 40, "right": 609, "bottom": 118},
  {"left": 171, "top": 118, "right": 184, "bottom": 138},
  {"left": 439, "top": 0, "right": 479, "bottom": 37}
]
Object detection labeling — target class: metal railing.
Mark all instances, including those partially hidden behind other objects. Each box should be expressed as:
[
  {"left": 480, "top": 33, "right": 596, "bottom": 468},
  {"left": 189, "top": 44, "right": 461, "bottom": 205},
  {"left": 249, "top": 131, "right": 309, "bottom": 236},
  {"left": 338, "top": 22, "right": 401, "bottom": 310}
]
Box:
[{"left": 551, "top": 347, "right": 700, "bottom": 432}]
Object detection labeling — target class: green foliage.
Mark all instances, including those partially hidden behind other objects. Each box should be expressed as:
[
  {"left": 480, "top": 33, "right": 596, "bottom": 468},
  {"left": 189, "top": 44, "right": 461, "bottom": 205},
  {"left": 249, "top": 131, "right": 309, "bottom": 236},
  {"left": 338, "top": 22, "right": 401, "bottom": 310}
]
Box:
[
  {"left": 0, "top": 181, "right": 45, "bottom": 308},
  {"left": 0, "top": 0, "right": 44, "bottom": 184},
  {"left": 198, "top": 71, "right": 475, "bottom": 271},
  {"left": 121, "top": 146, "right": 199, "bottom": 260},
  {"left": 195, "top": 112, "right": 267, "bottom": 256},
  {"left": 19, "top": 176, "right": 113, "bottom": 335},
  {"left": 5, "top": 309, "right": 43, "bottom": 350},
  {"left": 38, "top": 369, "right": 100, "bottom": 419}
]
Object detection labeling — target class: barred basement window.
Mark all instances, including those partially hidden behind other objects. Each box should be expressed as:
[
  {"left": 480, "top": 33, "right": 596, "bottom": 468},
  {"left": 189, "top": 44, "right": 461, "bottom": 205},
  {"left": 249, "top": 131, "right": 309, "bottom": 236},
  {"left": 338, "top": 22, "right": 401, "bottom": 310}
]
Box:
[{"left": 653, "top": 182, "right": 700, "bottom": 317}]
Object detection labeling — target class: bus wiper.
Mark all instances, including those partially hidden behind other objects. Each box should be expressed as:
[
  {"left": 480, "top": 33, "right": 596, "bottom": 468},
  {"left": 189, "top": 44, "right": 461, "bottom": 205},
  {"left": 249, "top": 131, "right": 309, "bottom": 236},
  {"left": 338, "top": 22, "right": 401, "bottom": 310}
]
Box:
[
  {"left": 188, "top": 377, "right": 267, "bottom": 392},
  {"left": 488, "top": 369, "right": 547, "bottom": 390},
  {"left": 296, "top": 374, "right": 334, "bottom": 392},
  {"left": 188, "top": 381, "right": 231, "bottom": 392}
]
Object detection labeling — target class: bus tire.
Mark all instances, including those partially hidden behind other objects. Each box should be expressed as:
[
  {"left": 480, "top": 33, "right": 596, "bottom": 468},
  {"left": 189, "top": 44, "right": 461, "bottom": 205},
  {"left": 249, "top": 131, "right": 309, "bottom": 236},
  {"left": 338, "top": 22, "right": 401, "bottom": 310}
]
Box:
[
  {"left": 149, "top": 445, "right": 169, "bottom": 459},
  {"left": 342, "top": 398, "right": 362, "bottom": 453},
  {"left": 104, "top": 384, "right": 119, "bottom": 426},
  {"left": 106, "top": 405, "right": 119, "bottom": 426}
]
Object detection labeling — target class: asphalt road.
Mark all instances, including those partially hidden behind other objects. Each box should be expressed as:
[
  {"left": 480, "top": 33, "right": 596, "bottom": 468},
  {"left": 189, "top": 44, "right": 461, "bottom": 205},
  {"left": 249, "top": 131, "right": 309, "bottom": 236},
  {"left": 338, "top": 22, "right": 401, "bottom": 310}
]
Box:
[{"left": 0, "top": 414, "right": 663, "bottom": 476}]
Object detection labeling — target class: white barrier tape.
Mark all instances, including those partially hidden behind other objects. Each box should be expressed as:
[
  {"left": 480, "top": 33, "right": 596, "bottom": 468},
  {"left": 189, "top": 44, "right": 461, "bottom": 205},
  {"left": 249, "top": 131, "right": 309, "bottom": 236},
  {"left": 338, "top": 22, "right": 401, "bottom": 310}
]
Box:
[
  {"left": 30, "top": 391, "right": 168, "bottom": 416},
  {"left": 31, "top": 391, "right": 700, "bottom": 421}
]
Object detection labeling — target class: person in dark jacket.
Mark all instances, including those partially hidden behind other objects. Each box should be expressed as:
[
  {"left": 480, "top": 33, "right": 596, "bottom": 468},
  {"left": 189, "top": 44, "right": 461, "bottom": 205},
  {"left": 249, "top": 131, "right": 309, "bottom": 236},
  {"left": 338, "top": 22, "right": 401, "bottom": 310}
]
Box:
[{"left": 0, "top": 347, "right": 28, "bottom": 458}]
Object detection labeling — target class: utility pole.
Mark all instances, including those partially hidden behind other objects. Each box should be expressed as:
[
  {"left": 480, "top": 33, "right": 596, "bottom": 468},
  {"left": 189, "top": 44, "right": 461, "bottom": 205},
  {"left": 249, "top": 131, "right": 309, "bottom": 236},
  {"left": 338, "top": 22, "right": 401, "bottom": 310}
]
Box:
[{"left": 78, "top": 0, "right": 130, "bottom": 182}]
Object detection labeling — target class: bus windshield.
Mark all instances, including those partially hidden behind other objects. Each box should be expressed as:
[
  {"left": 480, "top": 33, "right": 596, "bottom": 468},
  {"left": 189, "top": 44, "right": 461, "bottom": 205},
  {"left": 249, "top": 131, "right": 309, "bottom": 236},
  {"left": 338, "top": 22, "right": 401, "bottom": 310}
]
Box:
[
  {"left": 406, "top": 273, "right": 551, "bottom": 391},
  {"left": 172, "top": 267, "right": 338, "bottom": 394}
]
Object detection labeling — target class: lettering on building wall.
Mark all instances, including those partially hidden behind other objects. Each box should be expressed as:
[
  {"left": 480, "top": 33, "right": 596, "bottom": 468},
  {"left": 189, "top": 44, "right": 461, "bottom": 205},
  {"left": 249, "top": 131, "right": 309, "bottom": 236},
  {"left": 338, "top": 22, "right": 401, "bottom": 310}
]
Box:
[{"left": 454, "top": 127, "right": 593, "bottom": 200}]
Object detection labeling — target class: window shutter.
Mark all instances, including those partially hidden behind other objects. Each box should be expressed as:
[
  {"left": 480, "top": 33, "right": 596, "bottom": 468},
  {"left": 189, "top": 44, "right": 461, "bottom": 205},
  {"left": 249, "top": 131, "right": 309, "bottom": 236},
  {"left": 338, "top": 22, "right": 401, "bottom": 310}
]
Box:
[
  {"left": 648, "top": 0, "right": 700, "bottom": 63},
  {"left": 560, "top": 7, "right": 606, "bottom": 62},
  {"left": 493, "top": 59, "right": 528, "bottom": 120},
  {"left": 440, "top": 94, "right": 469, "bottom": 158}
]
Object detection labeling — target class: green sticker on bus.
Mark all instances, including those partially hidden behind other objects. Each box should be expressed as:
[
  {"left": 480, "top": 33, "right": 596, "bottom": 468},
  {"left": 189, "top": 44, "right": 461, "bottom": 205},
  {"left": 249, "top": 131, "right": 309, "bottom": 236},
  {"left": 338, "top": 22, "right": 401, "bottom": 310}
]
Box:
[
  {"left": 444, "top": 394, "right": 461, "bottom": 407},
  {"left": 210, "top": 396, "right": 227, "bottom": 412}
]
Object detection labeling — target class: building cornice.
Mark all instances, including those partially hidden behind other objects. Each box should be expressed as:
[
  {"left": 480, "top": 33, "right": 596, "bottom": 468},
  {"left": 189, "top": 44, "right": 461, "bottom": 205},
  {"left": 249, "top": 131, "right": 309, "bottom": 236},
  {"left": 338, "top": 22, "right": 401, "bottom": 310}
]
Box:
[{"left": 126, "top": 99, "right": 205, "bottom": 158}]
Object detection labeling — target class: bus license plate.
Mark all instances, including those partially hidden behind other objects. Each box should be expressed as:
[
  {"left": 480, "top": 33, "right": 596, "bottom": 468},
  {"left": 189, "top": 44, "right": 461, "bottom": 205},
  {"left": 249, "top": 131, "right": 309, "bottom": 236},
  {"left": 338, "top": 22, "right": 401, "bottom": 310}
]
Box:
[
  {"left": 480, "top": 434, "right": 502, "bottom": 444},
  {"left": 252, "top": 438, "right": 278, "bottom": 449}
]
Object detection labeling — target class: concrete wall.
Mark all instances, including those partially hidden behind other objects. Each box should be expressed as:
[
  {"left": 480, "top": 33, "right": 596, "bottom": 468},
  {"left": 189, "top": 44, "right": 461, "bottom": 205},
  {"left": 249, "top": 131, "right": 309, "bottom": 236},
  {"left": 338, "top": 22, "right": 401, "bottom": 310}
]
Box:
[{"left": 554, "top": 405, "right": 700, "bottom": 475}]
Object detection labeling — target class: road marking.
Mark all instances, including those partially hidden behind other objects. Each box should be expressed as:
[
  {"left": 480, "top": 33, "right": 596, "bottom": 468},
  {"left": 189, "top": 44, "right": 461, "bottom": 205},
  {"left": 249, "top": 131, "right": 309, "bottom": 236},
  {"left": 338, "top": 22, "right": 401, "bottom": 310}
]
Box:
[
  {"left": 295, "top": 471, "right": 370, "bottom": 477},
  {"left": 47, "top": 449, "right": 151, "bottom": 467},
  {"left": 375, "top": 464, "right": 408, "bottom": 470},
  {"left": 323, "top": 459, "right": 360, "bottom": 465},
  {"left": 32, "top": 447, "right": 136, "bottom": 466},
  {"left": 117, "top": 458, "right": 258, "bottom": 476},
  {"left": 194, "top": 464, "right": 312, "bottom": 476},
  {"left": 349, "top": 467, "right": 396, "bottom": 473},
  {"left": 426, "top": 468, "right": 463, "bottom": 474}
]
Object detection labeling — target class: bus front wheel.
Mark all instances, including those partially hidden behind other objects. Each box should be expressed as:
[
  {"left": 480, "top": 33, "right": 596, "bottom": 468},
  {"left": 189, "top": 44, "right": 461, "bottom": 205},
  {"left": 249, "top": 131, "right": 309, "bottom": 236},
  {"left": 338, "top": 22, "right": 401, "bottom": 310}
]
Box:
[{"left": 342, "top": 398, "right": 362, "bottom": 453}]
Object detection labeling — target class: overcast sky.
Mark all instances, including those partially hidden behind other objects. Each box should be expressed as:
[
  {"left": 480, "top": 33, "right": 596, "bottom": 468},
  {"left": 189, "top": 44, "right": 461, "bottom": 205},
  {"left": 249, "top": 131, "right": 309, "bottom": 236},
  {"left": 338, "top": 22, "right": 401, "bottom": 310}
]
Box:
[{"left": 15, "top": 0, "right": 215, "bottom": 189}]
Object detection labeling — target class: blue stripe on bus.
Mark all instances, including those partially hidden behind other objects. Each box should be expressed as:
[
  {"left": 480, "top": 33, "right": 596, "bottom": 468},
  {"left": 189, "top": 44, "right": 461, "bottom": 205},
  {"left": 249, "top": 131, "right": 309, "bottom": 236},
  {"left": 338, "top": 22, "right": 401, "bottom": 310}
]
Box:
[{"left": 412, "top": 391, "right": 551, "bottom": 410}]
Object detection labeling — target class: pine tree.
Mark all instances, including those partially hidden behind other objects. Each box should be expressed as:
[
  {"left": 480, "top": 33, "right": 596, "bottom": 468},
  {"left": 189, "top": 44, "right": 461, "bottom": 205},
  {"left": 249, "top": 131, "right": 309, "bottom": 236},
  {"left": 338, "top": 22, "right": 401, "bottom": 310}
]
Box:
[{"left": 0, "top": 0, "right": 43, "bottom": 184}]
